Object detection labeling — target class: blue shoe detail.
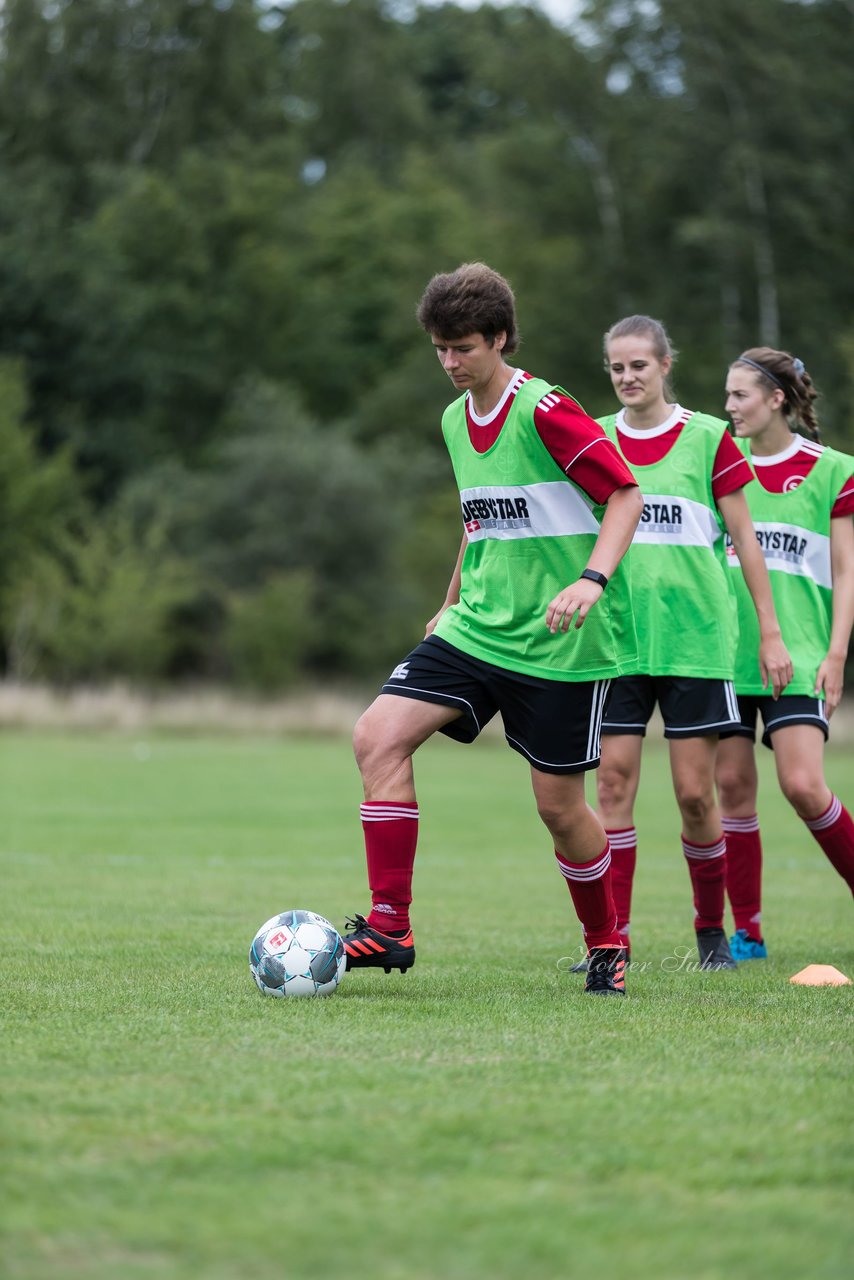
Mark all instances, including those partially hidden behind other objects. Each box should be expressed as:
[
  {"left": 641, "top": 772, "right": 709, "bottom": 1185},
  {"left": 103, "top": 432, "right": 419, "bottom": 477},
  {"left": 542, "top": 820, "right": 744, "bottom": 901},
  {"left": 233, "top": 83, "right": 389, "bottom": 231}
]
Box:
[{"left": 730, "top": 928, "right": 767, "bottom": 961}]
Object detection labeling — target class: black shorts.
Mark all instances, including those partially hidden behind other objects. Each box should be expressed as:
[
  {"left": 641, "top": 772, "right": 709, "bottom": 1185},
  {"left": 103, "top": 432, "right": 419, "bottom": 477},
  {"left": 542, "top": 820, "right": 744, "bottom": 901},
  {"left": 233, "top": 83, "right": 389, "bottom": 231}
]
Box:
[
  {"left": 380, "top": 635, "right": 610, "bottom": 775},
  {"left": 719, "top": 694, "right": 830, "bottom": 750},
  {"left": 601, "top": 674, "right": 741, "bottom": 738}
]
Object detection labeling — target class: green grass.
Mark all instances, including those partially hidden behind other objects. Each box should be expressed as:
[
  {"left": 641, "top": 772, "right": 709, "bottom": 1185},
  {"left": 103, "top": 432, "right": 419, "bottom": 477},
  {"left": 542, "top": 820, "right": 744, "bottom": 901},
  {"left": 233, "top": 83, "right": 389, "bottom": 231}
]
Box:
[{"left": 1, "top": 729, "right": 852, "bottom": 1280}]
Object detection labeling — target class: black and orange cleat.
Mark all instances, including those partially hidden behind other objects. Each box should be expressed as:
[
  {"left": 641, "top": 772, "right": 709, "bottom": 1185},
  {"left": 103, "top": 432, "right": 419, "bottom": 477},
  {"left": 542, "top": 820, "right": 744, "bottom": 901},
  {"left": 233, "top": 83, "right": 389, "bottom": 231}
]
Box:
[
  {"left": 583, "top": 946, "right": 627, "bottom": 996},
  {"left": 571, "top": 940, "right": 631, "bottom": 974},
  {"left": 342, "top": 914, "right": 415, "bottom": 974}
]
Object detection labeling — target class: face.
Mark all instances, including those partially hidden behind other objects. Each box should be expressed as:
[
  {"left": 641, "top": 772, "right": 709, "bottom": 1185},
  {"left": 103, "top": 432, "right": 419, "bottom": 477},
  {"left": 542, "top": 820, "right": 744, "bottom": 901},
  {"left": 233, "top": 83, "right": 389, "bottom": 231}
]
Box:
[
  {"left": 724, "top": 366, "right": 784, "bottom": 437},
  {"left": 432, "top": 331, "right": 505, "bottom": 397},
  {"left": 606, "top": 335, "right": 671, "bottom": 412}
]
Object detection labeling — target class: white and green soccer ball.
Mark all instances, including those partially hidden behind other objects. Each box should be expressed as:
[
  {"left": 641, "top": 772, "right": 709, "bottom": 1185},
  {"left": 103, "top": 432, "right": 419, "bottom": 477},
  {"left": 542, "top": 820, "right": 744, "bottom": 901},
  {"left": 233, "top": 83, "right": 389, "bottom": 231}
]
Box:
[{"left": 249, "top": 910, "right": 346, "bottom": 998}]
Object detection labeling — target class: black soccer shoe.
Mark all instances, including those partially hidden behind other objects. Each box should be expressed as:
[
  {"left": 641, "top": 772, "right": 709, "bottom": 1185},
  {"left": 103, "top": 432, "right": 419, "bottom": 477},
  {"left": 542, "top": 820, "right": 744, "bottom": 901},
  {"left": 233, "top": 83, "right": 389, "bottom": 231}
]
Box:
[
  {"left": 342, "top": 914, "right": 415, "bottom": 974},
  {"left": 696, "top": 927, "right": 738, "bottom": 970},
  {"left": 583, "top": 946, "right": 627, "bottom": 996},
  {"left": 571, "top": 942, "right": 630, "bottom": 974}
]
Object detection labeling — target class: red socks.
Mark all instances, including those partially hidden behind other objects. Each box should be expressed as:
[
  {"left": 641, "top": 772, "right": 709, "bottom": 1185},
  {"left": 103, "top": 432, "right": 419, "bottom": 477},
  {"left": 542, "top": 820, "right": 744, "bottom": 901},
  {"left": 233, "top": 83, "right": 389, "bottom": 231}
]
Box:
[
  {"left": 722, "top": 814, "right": 763, "bottom": 939},
  {"left": 682, "top": 834, "right": 727, "bottom": 931},
  {"left": 721, "top": 797, "right": 853, "bottom": 941},
  {"left": 555, "top": 844, "right": 622, "bottom": 948},
  {"left": 606, "top": 827, "right": 637, "bottom": 950},
  {"left": 804, "top": 796, "right": 854, "bottom": 894},
  {"left": 360, "top": 801, "right": 419, "bottom": 932}
]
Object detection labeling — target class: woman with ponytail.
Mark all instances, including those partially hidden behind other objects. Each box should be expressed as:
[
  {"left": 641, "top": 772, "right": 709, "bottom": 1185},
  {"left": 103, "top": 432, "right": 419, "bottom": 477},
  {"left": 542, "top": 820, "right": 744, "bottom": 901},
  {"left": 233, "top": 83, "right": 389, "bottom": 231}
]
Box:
[{"left": 717, "top": 348, "right": 854, "bottom": 958}]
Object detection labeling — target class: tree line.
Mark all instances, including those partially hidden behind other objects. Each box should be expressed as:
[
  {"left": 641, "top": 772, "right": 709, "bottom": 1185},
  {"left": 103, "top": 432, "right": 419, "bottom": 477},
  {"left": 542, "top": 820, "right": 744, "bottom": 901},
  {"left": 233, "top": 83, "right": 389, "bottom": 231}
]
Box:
[{"left": 1, "top": 0, "right": 851, "bottom": 688}]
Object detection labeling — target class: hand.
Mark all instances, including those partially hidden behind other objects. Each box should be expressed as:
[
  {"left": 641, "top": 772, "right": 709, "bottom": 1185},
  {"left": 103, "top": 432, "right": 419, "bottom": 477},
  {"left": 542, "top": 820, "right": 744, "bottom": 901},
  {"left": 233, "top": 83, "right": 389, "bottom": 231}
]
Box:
[
  {"left": 814, "top": 652, "right": 845, "bottom": 717},
  {"left": 545, "top": 578, "right": 603, "bottom": 634},
  {"left": 759, "top": 635, "right": 793, "bottom": 699}
]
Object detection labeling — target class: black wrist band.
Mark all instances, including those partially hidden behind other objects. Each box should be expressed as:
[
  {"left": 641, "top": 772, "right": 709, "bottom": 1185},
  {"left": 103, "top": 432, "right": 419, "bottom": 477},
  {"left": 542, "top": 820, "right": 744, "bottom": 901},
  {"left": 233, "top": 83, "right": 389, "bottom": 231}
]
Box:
[{"left": 580, "top": 568, "right": 608, "bottom": 590}]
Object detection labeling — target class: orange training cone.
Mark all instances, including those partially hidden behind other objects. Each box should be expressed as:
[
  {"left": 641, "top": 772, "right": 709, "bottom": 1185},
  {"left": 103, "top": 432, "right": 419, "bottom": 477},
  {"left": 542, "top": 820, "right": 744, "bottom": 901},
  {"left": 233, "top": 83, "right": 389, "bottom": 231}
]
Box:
[{"left": 789, "top": 964, "right": 851, "bottom": 987}]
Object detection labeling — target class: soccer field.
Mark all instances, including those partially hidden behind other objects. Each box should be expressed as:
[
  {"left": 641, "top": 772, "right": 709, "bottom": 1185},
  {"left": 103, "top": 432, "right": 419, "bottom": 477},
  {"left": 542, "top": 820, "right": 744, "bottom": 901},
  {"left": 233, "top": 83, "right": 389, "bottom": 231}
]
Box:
[{"left": 1, "top": 729, "right": 851, "bottom": 1280}]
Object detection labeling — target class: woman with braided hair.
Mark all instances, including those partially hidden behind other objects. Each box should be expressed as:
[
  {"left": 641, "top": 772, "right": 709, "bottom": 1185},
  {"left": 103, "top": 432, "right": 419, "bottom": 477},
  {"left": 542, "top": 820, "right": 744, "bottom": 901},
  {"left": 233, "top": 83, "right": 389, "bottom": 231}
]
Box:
[{"left": 717, "top": 347, "right": 854, "bottom": 959}]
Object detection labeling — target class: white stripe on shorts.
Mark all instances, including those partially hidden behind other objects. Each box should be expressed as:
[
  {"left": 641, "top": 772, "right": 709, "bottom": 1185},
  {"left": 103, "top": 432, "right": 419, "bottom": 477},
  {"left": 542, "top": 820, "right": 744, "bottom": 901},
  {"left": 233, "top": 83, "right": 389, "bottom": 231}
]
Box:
[{"left": 586, "top": 680, "right": 610, "bottom": 763}]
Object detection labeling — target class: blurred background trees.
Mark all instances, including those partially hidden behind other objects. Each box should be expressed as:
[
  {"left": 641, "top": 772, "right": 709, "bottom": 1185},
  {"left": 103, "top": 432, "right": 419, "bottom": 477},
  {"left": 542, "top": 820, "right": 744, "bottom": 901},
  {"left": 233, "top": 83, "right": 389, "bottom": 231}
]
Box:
[{"left": 1, "top": 0, "right": 851, "bottom": 688}]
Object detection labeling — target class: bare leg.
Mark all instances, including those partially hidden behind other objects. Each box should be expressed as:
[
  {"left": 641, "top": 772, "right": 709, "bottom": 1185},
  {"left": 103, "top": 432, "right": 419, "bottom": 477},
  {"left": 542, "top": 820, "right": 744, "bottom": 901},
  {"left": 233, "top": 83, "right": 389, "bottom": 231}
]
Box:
[
  {"left": 770, "top": 724, "right": 833, "bottom": 820},
  {"left": 597, "top": 734, "right": 643, "bottom": 829},
  {"left": 716, "top": 735, "right": 759, "bottom": 819},
  {"left": 353, "top": 694, "right": 462, "bottom": 801},
  {"left": 669, "top": 735, "right": 720, "bottom": 843},
  {"left": 532, "top": 767, "right": 609, "bottom": 863}
]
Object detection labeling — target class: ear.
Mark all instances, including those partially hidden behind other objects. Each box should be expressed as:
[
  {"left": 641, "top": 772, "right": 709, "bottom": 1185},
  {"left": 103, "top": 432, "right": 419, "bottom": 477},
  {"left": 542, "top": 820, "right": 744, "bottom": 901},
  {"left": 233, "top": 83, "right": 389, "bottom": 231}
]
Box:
[
  {"left": 494, "top": 330, "right": 507, "bottom": 352},
  {"left": 660, "top": 354, "right": 672, "bottom": 378}
]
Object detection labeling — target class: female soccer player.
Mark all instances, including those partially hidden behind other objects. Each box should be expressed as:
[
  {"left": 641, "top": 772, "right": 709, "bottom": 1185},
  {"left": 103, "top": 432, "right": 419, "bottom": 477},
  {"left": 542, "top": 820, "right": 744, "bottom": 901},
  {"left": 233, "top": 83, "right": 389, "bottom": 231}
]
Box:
[
  {"left": 584, "top": 316, "right": 791, "bottom": 971},
  {"left": 716, "top": 348, "right": 854, "bottom": 959}
]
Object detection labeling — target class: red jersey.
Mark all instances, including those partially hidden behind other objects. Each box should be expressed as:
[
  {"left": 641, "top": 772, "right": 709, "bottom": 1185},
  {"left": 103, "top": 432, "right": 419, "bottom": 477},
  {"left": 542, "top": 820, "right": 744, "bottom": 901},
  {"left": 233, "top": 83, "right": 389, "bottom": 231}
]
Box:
[
  {"left": 466, "top": 369, "right": 636, "bottom": 505},
  {"left": 613, "top": 405, "right": 753, "bottom": 504},
  {"left": 749, "top": 433, "right": 854, "bottom": 517}
]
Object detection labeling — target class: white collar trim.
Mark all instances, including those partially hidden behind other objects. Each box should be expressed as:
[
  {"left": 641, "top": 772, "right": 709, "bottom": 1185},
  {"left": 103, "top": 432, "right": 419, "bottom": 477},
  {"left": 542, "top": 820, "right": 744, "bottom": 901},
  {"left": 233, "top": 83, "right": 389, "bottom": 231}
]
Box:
[
  {"left": 468, "top": 369, "right": 528, "bottom": 425},
  {"left": 616, "top": 404, "right": 687, "bottom": 438},
  {"left": 751, "top": 433, "right": 821, "bottom": 466}
]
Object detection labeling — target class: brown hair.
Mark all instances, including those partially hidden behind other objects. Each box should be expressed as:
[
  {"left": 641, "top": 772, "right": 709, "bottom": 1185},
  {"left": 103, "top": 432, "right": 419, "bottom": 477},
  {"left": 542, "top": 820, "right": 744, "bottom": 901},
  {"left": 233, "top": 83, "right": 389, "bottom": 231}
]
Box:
[
  {"left": 603, "top": 314, "right": 678, "bottom": 399},
  {"left": 416, "top": 262, "right": 520, "bottom": 355},
  {"left": 731, "top": 347, "right": 820, "bottom": 441}
]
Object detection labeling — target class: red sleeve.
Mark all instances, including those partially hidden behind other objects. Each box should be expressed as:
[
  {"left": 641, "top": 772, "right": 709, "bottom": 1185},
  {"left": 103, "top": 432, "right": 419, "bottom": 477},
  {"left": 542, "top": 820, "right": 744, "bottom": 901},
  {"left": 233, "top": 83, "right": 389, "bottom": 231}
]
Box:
[
  {"left": 831, "top": 475, "right": 854, "bottom": 518},
  {"left": 534, "top": 393, "right": 638, "bottom": 505},
  {"left": 711, "top": 432, "right": 755, "bottom": 502}
]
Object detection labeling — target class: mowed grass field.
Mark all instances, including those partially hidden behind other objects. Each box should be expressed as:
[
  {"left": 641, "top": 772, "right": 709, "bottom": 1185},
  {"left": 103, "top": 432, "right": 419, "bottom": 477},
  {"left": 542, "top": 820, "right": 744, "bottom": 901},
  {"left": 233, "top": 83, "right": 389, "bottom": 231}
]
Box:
[{"left": 1, "top": 728, "right": 852, "bottom": 1280}]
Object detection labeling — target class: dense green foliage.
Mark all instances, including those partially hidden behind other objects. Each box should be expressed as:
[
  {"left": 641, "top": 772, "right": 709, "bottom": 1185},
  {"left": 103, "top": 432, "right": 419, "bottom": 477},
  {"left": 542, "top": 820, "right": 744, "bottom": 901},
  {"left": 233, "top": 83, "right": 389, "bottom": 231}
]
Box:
[
  {"left": 1, "top": 0, "right": 852, "bottom": 684},
  {"left": 1, "top": 731, "right": 852, "bottom": 1279}
]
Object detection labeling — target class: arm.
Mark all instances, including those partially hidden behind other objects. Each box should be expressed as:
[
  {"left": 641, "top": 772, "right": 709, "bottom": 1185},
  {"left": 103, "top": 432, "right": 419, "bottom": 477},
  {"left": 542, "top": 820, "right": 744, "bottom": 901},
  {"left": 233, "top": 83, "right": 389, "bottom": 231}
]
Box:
[
  {"left": 814, "top": 515, "right": 854, "bottom": 716},
  {"left": 425, "top": 534, "right": 466, "bottom": 637},
  {"left": 545, "top": 484, "right": 643, "bottom": 633},
  {"left": 717, "top": 488, "right": 793, "bottom": 697}
]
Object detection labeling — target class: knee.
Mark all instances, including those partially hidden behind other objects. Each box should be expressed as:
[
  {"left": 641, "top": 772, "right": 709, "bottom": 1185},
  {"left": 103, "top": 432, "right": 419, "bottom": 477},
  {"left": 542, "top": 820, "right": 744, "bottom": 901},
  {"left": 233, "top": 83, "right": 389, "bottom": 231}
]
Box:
[
  {"left": 716, "top": 764, "right": 755, "bottom": 813},
  {"left": 675, "top": 781, "right": 715, "bottom": 827},
  {"left": 352, "top": 709, "right": 394, "bottom": 784},
  {"left": 779, "top": 769, "right": 825, "bottom": 819},
  {"left": 352, "top": 710, "right": 374, "bottom": 771},
  {"left": 535, "top": 796, "right": 565, "bottom": 835},
  {"left": 597, "top": 762, "right": 633, "bottom": 814},
  {"left": 535, "top": 792, "right": 587, "bottom": 843}
]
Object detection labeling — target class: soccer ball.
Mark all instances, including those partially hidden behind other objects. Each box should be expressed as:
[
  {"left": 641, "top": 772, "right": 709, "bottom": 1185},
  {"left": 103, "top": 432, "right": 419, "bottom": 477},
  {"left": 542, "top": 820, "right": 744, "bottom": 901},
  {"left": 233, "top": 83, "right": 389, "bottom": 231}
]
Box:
[{"left": 249, "top": 909, "right": 347, "bottom": 998}]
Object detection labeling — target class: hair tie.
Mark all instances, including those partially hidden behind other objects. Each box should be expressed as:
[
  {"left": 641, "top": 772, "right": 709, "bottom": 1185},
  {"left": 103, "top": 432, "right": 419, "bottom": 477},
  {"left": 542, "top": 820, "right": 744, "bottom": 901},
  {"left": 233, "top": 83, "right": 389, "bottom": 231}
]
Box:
[{"left": 792, "top": 357, "right": 805, "bottom": 378}]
